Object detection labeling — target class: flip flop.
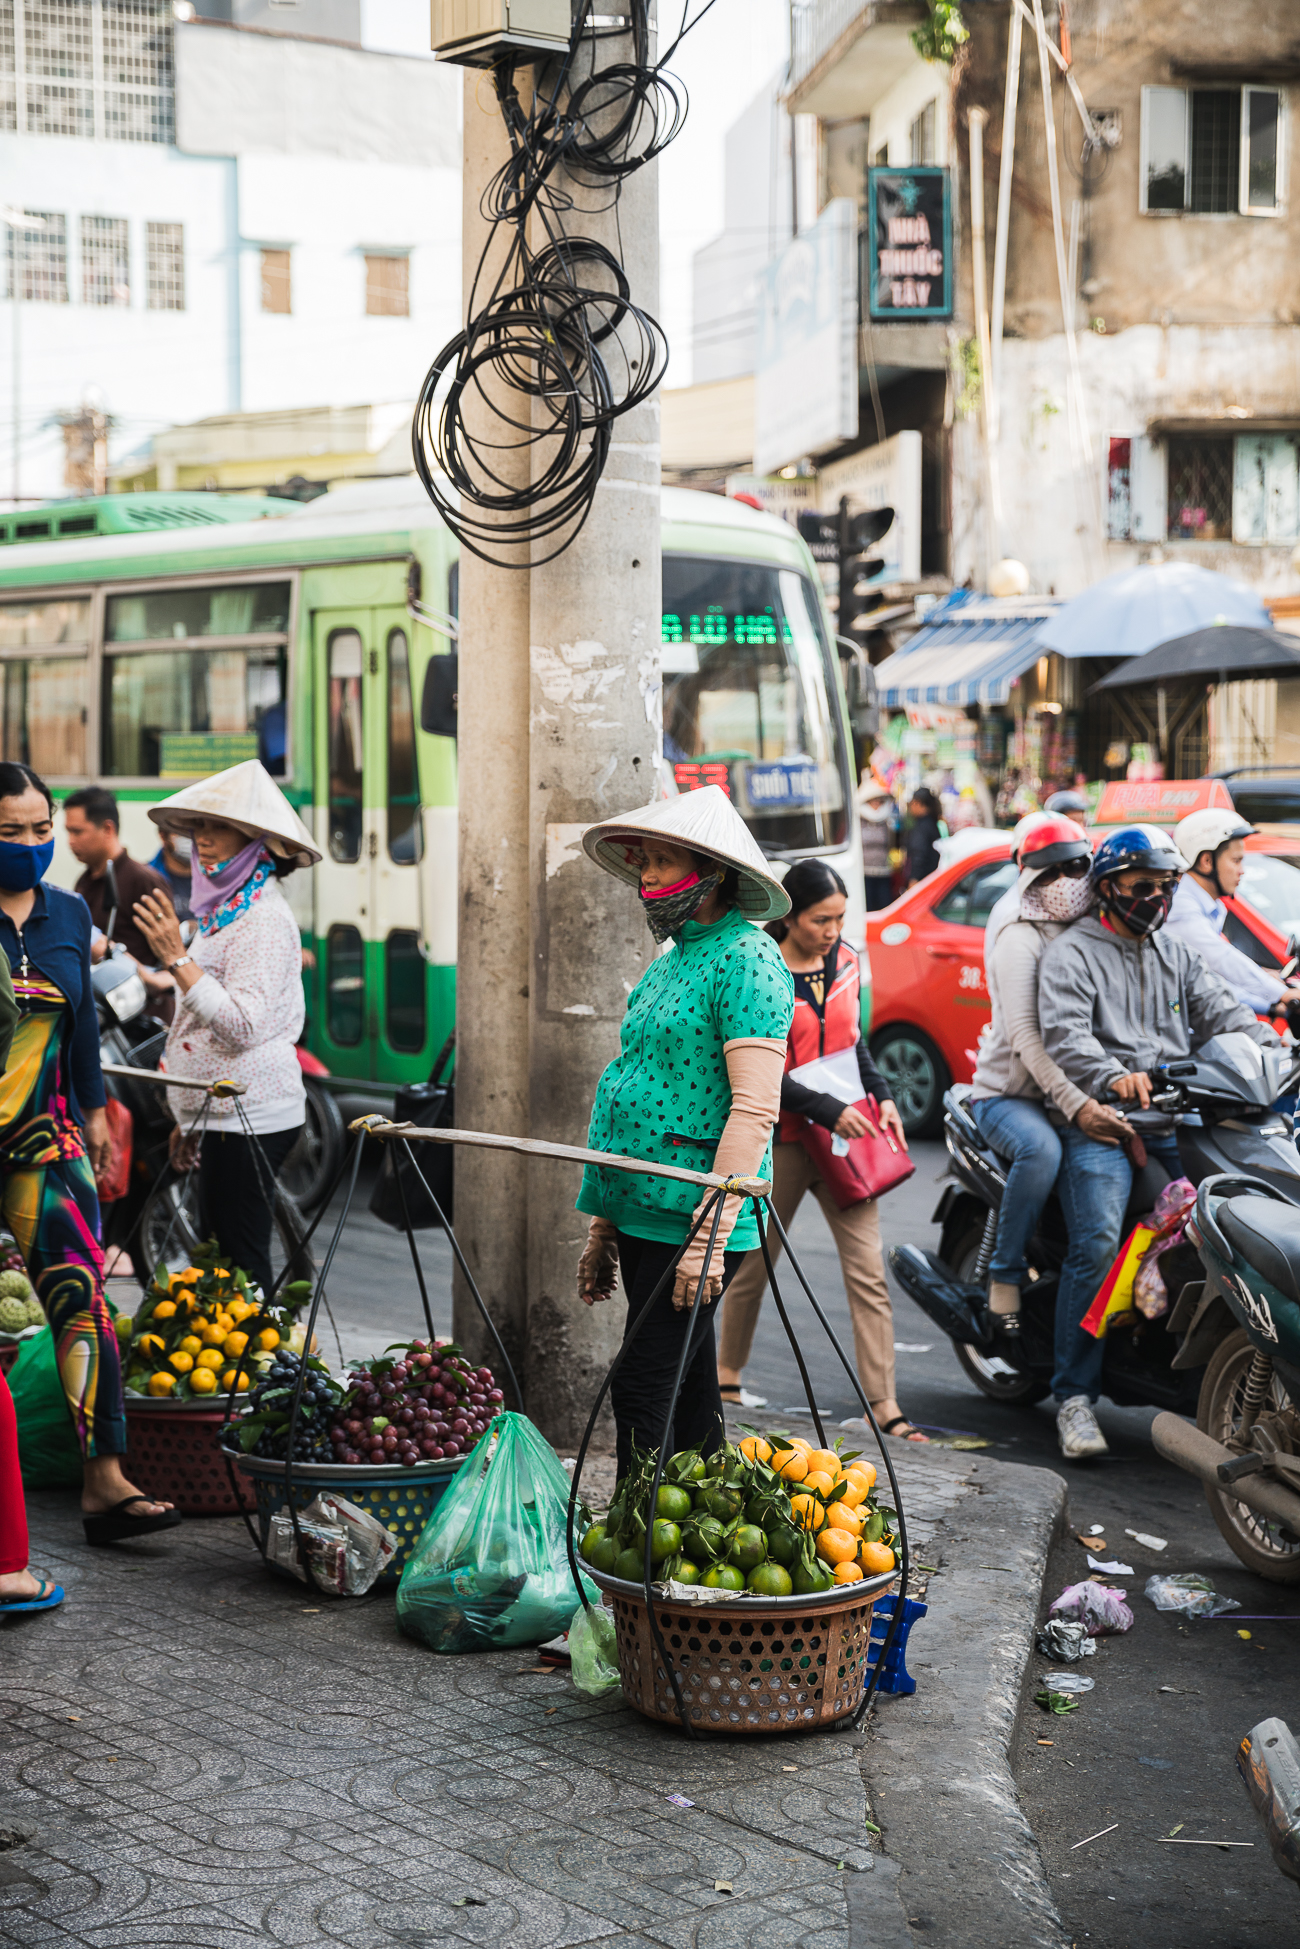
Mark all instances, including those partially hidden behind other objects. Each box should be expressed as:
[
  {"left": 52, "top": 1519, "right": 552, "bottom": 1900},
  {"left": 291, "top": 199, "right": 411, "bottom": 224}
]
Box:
[
  {"left": 879, "top": 1415, "right": 929, "bottom": 1443},
  {"left": 83, "top": 1495, "right": 183, "bottom": 1547},
  {"left": 0, "top": 1578, "right": 65, "bottom": 1614}
]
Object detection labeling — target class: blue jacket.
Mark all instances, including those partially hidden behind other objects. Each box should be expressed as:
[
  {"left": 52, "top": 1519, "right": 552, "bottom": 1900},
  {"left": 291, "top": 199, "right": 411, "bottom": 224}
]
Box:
[{"left": 0, "top": 880, "right": 105, "bottom": 1117}]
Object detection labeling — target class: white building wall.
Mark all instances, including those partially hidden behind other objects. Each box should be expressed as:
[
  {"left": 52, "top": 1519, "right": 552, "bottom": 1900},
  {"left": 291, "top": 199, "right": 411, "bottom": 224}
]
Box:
[{"left": 863, "top": 63, "right": 949, "bottom": 167}]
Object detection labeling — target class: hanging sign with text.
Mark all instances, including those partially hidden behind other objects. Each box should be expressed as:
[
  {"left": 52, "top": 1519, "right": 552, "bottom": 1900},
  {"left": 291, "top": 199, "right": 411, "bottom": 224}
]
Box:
[{"left": 867, "top": 167, "right": 952, "bottom": 321}]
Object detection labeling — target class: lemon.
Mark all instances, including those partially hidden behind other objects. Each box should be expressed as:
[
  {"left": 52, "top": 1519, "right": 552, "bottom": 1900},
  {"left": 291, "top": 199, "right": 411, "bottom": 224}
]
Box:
[
  {"left": 168, "top": 1350, "right": 194, "bottom": 1374},
  {"left": 147, "top": 1371, "right": 176, "bottom": 1396},
  {"left": 195, "top": 1348, "right": 223, "bottom": 1371}
]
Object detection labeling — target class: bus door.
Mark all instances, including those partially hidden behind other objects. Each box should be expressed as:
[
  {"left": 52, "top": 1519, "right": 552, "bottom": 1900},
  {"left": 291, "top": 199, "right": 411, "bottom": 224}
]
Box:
[{"left": 313, "top": 608, "right": 430, "bottom": 1085}]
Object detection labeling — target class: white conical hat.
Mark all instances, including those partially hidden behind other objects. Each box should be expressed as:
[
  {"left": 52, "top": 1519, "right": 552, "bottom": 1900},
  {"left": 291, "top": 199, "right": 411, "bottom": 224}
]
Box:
[
  {"left": 147, "top": 759, "right": 322, "bottom": 867},
  {"left": 583, "top": 785, "right": 791, "bottom": 922}
]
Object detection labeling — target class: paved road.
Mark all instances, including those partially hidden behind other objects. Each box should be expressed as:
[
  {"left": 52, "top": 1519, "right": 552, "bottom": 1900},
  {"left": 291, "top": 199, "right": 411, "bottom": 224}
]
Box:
[{"left": 311, "top": 1142, "right": 1300, "bottom": 1947}]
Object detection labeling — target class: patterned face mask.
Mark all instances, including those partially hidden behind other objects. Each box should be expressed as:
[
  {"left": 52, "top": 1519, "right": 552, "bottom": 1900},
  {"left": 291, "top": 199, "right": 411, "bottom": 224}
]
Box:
[
  {"left": 639, "top": 869, "right": 722, "bottom": 943},
  {"left": 1020, "top": 871, "right": 1093, "bottom": 923}
]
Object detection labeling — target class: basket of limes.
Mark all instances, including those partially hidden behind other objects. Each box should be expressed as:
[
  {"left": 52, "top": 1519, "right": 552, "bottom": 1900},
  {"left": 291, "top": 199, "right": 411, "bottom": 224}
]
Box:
[
  {"left": 577, "top": 1431, "right": 898, "bottom": 1734},
  {"left": 118, "top": 1240, "right": 308, "bottom": 1515}
]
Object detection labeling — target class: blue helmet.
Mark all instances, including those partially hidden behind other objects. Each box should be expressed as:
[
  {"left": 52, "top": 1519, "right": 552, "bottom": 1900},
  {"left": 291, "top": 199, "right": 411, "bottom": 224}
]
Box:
[{"left": 1090, "top": 824, "right": 1185, "bottom": 885}]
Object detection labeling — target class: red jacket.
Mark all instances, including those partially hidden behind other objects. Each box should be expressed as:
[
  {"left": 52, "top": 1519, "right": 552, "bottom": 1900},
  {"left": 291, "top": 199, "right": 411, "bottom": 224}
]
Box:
[{"left": 779, "top": 939, "right": 863, "bottom": 1143}]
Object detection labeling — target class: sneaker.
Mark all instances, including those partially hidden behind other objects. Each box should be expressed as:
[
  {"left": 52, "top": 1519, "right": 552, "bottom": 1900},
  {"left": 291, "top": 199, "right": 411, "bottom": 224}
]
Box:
[
  {"left": 1057, "top": 1394, "right": 1109, "bottom": 1460},
  {"left": 719, "top": 1386, "right": 768, "bottom": 1409}
]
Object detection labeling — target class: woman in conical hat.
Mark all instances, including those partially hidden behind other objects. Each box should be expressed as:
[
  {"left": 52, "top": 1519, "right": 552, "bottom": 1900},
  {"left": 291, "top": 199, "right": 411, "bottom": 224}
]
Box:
[
  {"left": 133, "top": 761, "right": 321, "bottom": 1296},
  {"left": 575, "top": 786, "right": 795, "bottom": 1479}
]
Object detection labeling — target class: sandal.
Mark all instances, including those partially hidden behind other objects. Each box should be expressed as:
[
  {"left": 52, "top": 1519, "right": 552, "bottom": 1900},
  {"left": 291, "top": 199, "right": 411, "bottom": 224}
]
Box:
[
  {"left": 719, "top": 1385, "right": 768, "bottom": 1409},
  {"left": 0, "top": 1578, "right": 65, "bottom": 1614},
  {"left": 879, "top": 1415, "right": 929, "bottom": 1443},
  {"left": 83, "top": 1495, "right": 183, "bottom": 1548}
]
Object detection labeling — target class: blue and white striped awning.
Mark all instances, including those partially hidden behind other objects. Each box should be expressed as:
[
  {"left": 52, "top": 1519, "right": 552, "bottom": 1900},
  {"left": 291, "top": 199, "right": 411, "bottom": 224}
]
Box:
[{"left": 873, "top": 594, "right": 1061, "bottom": 709}]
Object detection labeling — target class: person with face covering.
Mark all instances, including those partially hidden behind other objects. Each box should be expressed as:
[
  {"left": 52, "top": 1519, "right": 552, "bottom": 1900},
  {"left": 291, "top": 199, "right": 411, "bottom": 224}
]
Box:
[
  {"left": 575, "top": 787, "right": 795, "bottom": 1477},
  {"left": 969, "top": 814, "right": 1129, "bottom": 1349},
  {"left": 0, "top": 762, "right": 182, "bottom": 1546},
  {"left": 132, "top": 760, "right": 321, "bottom": 1297},
  {"left": 1038, "top": 824, "right": 1277, "bottom": 1460}
]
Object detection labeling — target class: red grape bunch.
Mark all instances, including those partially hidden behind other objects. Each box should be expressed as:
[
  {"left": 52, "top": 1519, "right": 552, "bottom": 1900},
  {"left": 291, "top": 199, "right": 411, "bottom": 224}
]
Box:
[{"left": 327, "top": 1339, "right": 504, "bottom": 1468}]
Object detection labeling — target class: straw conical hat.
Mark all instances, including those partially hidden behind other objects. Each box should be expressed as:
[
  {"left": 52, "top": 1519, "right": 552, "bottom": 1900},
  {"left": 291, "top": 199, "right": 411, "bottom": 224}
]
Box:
[
  {"left": 583, "top": 785, "right": 790, "bottom": 922},
  {"left": 148, "top": 759, "right": 322, "bottom": 867}
]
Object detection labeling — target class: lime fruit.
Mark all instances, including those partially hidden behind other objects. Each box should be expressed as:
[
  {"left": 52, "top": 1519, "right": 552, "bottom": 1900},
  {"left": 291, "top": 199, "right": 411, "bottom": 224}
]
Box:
[
  {"left": 747, "top": 1562, "right": 794, "bottom": 1597},
  {"left": 793, "top": 1559, "right": 834, "bottom": 1595},
  {"left": 649, "top": 1519, "right": 682, "bottom": 1564},
  {"left": 655, "top": 1484, "right": 693, "bottom": 1523},
  {"left": 613, "top": 1546, "right": 647, "bottom": 1582},
  {"left": 682, "top": 1515, "right": 725, "bottom": 1562},
  {"left": 700, "top": 1563, "right": 745, "bottom": 1591},
  {"left": 580, "top": 1522, "right": 609, "bottom": 1563},
  {"left": 727, "top": 1523, "right": 768, "bottom": 1572},
  {"left": 765, "top": 1523, "right": 800, "bottom": 1566}
]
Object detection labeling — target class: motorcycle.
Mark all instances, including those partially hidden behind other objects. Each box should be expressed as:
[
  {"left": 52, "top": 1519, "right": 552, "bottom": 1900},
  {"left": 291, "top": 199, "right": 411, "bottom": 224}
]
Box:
[{"left": 889, "top": 1029, "right": 1300, "bottom": 1425}]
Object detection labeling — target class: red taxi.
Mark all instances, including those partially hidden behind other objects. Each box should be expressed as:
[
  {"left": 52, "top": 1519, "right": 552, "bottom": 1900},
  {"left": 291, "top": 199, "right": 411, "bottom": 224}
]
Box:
[{"left": 866, "top": 805, "right": 1300, "bottom": 1137}]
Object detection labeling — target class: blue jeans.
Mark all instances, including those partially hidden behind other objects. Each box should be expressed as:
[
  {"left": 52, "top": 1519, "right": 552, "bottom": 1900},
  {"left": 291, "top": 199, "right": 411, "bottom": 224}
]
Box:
[
  {"left": 969, "top": 1096, "right": 1063, "bottom": 1285},
  {"left": 1052, "top": 1125, "right": 1182, "bottom": 1403}
]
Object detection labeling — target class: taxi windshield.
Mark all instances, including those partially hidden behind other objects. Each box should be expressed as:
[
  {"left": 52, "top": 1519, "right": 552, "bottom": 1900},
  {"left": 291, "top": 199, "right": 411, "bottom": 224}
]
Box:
[{"left": 661, "top": 555, "right": 849, "bottom": 854}]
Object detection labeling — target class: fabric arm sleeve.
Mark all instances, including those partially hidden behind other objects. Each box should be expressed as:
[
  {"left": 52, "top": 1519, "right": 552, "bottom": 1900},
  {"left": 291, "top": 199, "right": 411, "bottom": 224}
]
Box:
[
  {"left": 179, "top": 911, "right": 294, "bottom": 1053},
  {"left": 854, "top": 1034, "right": 893, "bottom": 1104},
  {"left": 681, "top": 1039, "right": 785, "bottom": 1272},
  {"left": 70, "top": 914, "right": 106, "bottom": 1110},
  {"left": 1039, "top": 946, "right": 1126, "bottom": 1100},
  {"left": 996, "top": 928, "right": 1089, "bottom": 1121}
]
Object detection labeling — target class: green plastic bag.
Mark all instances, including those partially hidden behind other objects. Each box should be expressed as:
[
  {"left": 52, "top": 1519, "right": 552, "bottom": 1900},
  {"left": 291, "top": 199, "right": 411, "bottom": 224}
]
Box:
[
  {"left": 396, "top": 1412, "right": 598, "bottom": 1653},
  {"left": 9, "top": 1326, "right": 81, "bottom": 1489},
  {"left": 568, "top": 1600, "right": 620, "bottom": 1696}
]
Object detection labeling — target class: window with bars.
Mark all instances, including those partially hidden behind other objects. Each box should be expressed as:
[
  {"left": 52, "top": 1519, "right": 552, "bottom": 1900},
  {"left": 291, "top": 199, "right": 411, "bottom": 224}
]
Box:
[
  {"left": 0, "top": 0, "right": 174, "bottom": 142},
  {"left": 81, "top": 214, "right": 129, "bottom": 305},
  {"left": 145, "top": 220, "right": 183, "bottom": 309},
  {"left": 1166, "top": 435, "right": 1235, "bottom": 540},
  {"left": 908, "top": 100, "right": 936, "bottom": 167},
  {"left": 5, "top": 212, "right": 68, "bottom": 302},
  {"left": 260, "top": 248, "right": 291, "bottom": 314},
  {"left": 364, "top": 253, "right": 409, "bottom": 317},
  {"left": 1141, "top": 84, "right": 1283, "bottom": 215}
]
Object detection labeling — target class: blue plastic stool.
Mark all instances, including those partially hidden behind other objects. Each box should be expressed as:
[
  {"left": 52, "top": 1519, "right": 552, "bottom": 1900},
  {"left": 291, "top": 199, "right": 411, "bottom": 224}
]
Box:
[{"left": 865, "top": 1594, "right": 927, "bottom": 1696}]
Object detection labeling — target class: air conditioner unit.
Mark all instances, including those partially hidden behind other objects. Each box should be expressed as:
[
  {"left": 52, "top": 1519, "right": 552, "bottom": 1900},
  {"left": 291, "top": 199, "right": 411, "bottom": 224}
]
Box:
[{"left": 431, "top": 0, "right": 573, "bottom": 66}]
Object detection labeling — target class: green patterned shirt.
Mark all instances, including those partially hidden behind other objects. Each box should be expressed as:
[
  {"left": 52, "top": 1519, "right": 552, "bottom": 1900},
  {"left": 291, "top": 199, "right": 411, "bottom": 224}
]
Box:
[{"left": 577, "top": 907, "right": 795, "bottom": 1248}]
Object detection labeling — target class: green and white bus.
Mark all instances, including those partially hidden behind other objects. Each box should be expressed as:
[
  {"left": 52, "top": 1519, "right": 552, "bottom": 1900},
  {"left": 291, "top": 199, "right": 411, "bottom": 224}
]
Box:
[{"left": 0, "top": 477, "right": 864, "bottom": 1099}]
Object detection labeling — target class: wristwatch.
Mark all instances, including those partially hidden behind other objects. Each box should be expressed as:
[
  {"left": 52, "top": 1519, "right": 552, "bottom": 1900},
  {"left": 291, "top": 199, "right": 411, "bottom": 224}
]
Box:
[{"left": 168, "top": 955, "right": 194, "bottom": 973}]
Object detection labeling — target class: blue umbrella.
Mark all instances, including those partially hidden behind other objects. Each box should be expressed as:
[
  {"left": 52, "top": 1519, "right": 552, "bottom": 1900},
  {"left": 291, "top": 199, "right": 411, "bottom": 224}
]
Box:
[{"left": 1037, "top": 562, "right": 1270, "bottom": 661}]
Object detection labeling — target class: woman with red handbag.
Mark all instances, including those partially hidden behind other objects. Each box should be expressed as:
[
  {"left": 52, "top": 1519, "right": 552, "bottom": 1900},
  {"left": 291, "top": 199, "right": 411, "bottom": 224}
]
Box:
[{"left": 717, "top": 861, "right": 927, "bottom": 1440}]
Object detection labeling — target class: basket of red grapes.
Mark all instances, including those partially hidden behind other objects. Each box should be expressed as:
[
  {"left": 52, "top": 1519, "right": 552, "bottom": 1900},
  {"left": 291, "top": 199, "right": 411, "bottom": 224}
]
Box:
[{"left": 329, "top": 1340, "right": 505, "bottom": 1467}]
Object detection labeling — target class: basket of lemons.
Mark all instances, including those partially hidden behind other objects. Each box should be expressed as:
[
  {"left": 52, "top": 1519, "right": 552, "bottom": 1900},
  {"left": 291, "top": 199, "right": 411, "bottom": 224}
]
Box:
[
  {"left": 576, "top": 1431, "right": 899, "bottom": 1734},
  {"left": 118, "top": 1240, "right": 309, "bottom": 1516}
]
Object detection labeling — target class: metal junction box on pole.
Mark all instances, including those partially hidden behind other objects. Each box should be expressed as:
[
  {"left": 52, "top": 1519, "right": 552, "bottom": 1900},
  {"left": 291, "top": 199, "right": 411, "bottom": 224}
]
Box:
[{"left": 431, "top": 0, "right": 573, "bottom": 65}]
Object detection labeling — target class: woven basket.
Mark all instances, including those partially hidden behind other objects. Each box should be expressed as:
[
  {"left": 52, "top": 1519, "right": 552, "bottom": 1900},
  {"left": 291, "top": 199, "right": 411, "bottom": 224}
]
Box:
[
  {"left": 124, "top": 1400, "right": 257, "bottom": 1517},
  {"left": 588, "top": 1569, "right": 896, "bottom": 1733},
  {"left": 224, "top": 1449, "right": 464, "bottom": 1585}
]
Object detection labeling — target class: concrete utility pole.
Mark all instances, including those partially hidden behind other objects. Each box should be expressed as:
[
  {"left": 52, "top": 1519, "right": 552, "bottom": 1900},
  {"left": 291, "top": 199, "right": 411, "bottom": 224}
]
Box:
[{"left": 453, "top": 35, "right": 662, "bottom": 1448}]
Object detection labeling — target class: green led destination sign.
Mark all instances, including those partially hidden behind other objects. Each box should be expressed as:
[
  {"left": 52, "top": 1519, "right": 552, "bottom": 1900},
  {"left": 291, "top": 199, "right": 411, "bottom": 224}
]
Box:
[{"left": 662, "top": 610, "right": 794, "bottom": 646}]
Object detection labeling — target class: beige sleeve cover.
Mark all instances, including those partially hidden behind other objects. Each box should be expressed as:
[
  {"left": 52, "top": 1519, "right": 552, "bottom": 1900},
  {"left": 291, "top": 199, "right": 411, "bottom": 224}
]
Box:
[{"left": 673, "top": 1038, "right": 786, "bottom": 1307}]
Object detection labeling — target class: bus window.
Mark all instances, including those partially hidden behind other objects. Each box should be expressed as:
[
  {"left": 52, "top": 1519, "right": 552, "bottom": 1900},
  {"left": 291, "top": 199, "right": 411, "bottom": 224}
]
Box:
[
  {"left": 385, "top": 929, "right": 425, "bottom": 1051},
  {"left": 387, "top": 628, "right": 422, "bottom": 864},
  {"left": 105, "top": 583, "right": 290, "bottom": 642},
  {"left": 1, "top": 658, "right": 86, "bottom": 775},
  {"left": 0, "top": 597, "right": 91, "bottom": 649},
  {"left": 327, "top": 629, "right": 364, "bottom": 863},
  {"left": 326, "top": 923, "right": 365, "bottom": 1046},
  {"left": 661, "top": 557, "right": 849, "bottom": 853},
  {"left": 103, "top": 647, "right": 284, "bottom": 777}
]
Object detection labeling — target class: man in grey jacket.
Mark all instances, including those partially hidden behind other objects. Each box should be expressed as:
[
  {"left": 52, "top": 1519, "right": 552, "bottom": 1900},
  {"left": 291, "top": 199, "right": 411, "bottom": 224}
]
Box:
[{"left": 1039, "top": 824, "right": 1276, "bottom": 1461}]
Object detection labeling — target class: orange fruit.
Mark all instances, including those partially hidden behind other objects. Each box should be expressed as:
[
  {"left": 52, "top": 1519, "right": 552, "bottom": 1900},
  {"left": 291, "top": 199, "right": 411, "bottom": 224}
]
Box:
[
  {"left": 137, "top": 1332, "right": 164, "bottom": 1357},
  {"left": 804, "top": 1470, "right": 836, "bottom": 1498},
  {"left": 152, "top": 1299, "right": 177, "bottom": 1320},
  {"left": 778, "top": 1450, "right": 809, "bottom": 1484},
  {"left": 198, "top": 1321, "right": 225, "bottom": 1347},
  {"left": 168, "top": 1350, "right": 194, "bottom": 1375},
  {"left": 179, "top": 1335, "right": 203, "bottom": 1357},
  {"left": 220, "top": 1368, "right": 251, "bottom": 1392},
  {"left": 223, "top": 1331, "right": 249, "bottom": 1359},
  {"left": 815, "top": 1527, "right": 859, "bottom": 1566},
  {"left": 833, "top": 1561, "right": 864, "bottom": 1585},
  {"left": 195, "top": 1348, "right": 223, "bottom": 1371},
  {"left": 844, "top": 1464, "right": 876, "bottom": 1497},
  {"left": 188, "top": 1367, "right": 217, "bottom": 1395},
  {"left": 805, "top": 1449, "right": 841, "bottom": 1476},
  {"left": 825, "top": 1500, "right": 863, "bottom": 1536},
  {"left": 256, "top": 1328, "right": 280, "bottom": 1352},
  {"left": 737, "top": 1435, "right": 773, "bottom": 1465},
  {"left": 859, "top": 1539, "right": 896, "bottom": 1575},
  {"left": 147, "top": 1371, "right": 176, "bottom": 1396},
  {"left": 837, "top": 1473, "right": 870, "bottom": 1507},
  {"left": 790, "top": 1493, "right": 826, "bottom": 1532}
]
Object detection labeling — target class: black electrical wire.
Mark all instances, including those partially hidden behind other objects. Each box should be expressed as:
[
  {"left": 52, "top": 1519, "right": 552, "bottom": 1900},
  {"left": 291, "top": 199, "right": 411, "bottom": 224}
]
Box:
[{"left": 412, "top": 0, "right": 714, "bottom": 569}]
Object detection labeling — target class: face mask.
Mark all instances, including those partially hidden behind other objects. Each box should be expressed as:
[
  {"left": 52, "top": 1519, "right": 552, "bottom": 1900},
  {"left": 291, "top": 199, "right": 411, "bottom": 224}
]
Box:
[
  {"left": 639, "top": 869, "right": 721, "bottom": 943},
  {"left": 861, "top": 801, "right": 893, "bottom": 824},
  {"left": 0, "top": 837, "right": 53, "bottom": 893},
  {"left": 165, "top": 831, "right": 192, "bottom": 864},
  {"left": 1020, "top": 871, "right": 1093, "bottom": 923},
  {"left": 1103, "top": 883, "right": 1173, "bottom": 938}
]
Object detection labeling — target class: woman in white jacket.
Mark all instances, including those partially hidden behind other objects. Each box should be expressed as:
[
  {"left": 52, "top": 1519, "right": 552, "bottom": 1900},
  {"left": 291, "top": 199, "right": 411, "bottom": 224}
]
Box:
[{"left": 133, "top": 760, "right": 321, "bottom": 1294}]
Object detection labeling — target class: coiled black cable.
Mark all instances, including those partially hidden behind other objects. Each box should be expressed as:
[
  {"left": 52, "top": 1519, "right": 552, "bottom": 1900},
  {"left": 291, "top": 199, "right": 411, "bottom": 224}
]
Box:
[{"left": 412, "top": 1, "right": 718, "bottom": 568}]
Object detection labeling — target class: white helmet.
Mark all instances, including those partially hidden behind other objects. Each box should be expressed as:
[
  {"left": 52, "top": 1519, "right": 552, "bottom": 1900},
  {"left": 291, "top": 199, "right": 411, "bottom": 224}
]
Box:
[{"left": 1173, "top": 808, "right": 1255, "bottom": 884}]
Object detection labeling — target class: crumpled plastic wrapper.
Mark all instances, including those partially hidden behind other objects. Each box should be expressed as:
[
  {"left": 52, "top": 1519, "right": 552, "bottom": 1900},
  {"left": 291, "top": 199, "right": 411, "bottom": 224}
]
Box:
[
  {"left": 266, "top": 1491, "right": 398, "bottom": 1596},
  {"left": 1049, "top": 1577, "right": 1134, "bottom": 1635},
  {"left": 1034, "top": 1618, "right": 1098, "bottom": 1662},
  {"left": 1134, "top": 1178, "right": 1197, "bottom": 1318},
  {"left": 1144, "top": 1571, "right": 1241, "bottom": 1618}
]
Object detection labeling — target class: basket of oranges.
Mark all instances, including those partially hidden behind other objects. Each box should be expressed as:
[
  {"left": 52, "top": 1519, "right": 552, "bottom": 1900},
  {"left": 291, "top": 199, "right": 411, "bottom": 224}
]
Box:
[
  {"left": 117, "top": 1239, "right": 308, "bottom": 1516},
  {"left": 577, "top": 1431, "right": 898, "bottom": 1734}
]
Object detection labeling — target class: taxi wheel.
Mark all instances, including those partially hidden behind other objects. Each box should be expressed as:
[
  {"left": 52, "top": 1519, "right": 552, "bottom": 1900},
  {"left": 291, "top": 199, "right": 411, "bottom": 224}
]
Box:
[{"left": 870, "top": 1025, "right": 949, "bottom": 1139}]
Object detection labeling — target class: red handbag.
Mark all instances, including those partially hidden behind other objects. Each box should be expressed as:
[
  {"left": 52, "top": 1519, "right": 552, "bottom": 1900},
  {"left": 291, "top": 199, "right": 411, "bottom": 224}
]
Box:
[
  {"left": 797, "top": 1093, "right": 915, "bottom": 1210},
  {"left": 95, "top": 1097, "right": 134, "bottom": 1205}
]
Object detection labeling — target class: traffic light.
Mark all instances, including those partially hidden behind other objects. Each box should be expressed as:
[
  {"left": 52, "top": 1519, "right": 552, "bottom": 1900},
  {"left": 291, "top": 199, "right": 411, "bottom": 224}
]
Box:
[{"left": 797, "top": 497, "right": 895, "bottom": 641}]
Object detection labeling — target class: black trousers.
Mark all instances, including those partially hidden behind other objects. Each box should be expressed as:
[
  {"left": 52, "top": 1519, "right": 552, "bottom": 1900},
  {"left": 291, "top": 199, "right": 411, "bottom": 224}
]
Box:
[
  {"left": 197, "top": 1125, "right": 302, "bottom": 1297},
  {"left": 610, "top": 1230, "right": 742, "bottom": 1480}
]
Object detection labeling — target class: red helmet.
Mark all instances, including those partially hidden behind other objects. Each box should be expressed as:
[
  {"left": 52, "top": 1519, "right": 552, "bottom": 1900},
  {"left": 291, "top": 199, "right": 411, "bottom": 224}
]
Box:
[{"left": 1010, "top": 811, "right": 1090, "bottom": 872}]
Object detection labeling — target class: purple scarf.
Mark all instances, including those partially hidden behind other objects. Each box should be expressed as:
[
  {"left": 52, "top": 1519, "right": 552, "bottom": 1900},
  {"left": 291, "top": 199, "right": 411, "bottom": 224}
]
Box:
[{"left": 189, "top": 836, "right": 269, "bottom": 919}]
